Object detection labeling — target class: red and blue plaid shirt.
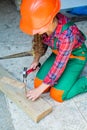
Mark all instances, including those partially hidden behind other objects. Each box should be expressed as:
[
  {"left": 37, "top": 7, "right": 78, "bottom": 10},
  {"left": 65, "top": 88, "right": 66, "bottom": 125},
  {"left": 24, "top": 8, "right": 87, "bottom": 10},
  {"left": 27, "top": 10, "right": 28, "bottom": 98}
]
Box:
[{"left": 42, "top": 13, "right": 85, "bottom": 86}]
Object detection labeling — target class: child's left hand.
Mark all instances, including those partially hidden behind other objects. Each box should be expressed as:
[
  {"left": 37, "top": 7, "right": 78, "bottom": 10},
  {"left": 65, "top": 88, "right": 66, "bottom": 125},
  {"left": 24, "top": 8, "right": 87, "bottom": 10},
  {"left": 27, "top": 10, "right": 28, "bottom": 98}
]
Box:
[{"left": 26, "top": 83, "right": 50, "bottom": 101}]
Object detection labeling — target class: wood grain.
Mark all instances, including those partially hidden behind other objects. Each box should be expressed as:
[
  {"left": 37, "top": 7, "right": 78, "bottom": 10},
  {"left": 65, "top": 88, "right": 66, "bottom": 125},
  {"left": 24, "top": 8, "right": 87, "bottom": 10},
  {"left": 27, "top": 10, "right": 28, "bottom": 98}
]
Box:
[{"left": 0, "top": 65, "right": 52, "bottom": 122}]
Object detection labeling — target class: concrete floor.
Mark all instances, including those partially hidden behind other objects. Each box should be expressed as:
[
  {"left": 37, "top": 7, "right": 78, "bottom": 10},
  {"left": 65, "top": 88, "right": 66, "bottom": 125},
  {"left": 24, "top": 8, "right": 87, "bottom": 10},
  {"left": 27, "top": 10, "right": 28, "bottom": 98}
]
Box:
[{"left": 0, "top": 0, "right": 87, "bottom": 130}]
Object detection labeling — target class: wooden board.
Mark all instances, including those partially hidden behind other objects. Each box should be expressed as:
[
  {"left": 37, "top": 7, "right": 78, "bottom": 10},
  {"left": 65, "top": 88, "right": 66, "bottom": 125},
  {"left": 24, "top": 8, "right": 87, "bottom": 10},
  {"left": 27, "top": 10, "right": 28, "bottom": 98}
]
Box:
[
  {"left": 0, "top": 76, "right": 25, "bottom": 89},
  {"left": 0, "top": 65, "right": 52, "bottom": 122}
]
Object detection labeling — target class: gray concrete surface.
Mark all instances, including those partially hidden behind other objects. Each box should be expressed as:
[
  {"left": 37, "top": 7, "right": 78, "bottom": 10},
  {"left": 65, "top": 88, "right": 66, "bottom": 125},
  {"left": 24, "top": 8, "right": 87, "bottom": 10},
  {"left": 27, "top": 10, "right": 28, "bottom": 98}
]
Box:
[
  {"left": 0, "top": 92, "right": 15, "bottom": 130},
  {"left": 0, "top": 0, "right": 87, "bottom": 130}
]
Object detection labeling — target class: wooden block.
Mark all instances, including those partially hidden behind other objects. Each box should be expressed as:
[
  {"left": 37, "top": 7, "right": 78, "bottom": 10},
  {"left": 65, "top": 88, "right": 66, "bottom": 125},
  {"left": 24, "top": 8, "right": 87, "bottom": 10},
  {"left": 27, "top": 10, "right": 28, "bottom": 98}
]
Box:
[
  {"left": 0, "top": 77, "right": 25, "bottom": 89},
  {"left": 0, "top": 65, "right": 52, "bottom": 122},
  {"left": 0, "top": 65, "right": 25, "bottom": 89}
]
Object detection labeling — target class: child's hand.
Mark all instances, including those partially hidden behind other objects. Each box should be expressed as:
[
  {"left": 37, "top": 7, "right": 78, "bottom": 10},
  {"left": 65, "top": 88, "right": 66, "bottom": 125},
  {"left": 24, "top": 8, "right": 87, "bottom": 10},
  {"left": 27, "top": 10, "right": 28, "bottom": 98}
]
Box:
[
  {"left": 29, "top": 55, "right": 40, "bottom": 70},
  {"left": 26, "top": 83, "right": 50, "bottom": 101},
  {"left": 29, "top": 54, "right": 41, "bottom": 70},
  {"left": 30, "top": 61, "right": 39, "bottom": 70}
]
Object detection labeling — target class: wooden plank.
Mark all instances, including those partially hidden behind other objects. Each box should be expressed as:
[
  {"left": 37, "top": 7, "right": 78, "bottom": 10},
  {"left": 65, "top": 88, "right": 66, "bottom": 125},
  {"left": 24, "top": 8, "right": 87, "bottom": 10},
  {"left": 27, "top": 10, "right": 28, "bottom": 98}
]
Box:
[
  {"left": 0, "top": 77, "right": 25, "bottom": 89},
  {"left": 0, "top": 65, "right": 52, "bottom": 122}
]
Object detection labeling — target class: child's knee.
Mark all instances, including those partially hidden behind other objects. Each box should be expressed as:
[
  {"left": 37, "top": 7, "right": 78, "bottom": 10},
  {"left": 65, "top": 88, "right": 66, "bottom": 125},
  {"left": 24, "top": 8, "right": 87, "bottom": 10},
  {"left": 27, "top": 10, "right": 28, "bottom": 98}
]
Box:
[
  {"left": 34, "top": 77, "right": 50, "bottom": 92},
  {"left": 50, "top": 87, "right": 64, "bottom": 102},
  {"left": 34, "top": 77, "right": 42, "bottom": 88}
]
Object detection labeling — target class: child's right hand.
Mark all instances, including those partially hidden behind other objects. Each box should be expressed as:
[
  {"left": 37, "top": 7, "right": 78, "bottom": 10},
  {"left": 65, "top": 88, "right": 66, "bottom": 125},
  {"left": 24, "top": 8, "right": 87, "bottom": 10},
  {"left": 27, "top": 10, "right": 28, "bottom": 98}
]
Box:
[{"left": 30, "top": 60, "right": 40, "bottom": 70}]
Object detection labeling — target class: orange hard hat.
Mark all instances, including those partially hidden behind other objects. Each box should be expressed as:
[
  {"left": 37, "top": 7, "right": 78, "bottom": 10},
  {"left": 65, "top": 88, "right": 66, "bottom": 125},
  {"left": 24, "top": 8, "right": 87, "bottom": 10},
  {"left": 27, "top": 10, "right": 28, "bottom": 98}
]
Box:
[{"left": 20, "top": 0, "right": 61, "bottom": 35}]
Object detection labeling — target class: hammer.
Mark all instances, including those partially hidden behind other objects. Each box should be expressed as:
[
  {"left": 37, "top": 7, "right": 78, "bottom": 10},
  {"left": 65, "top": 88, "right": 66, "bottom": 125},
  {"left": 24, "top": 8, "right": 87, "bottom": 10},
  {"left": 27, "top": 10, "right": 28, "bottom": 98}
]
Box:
[{"left": 23, "top": 63, "right": 41, "bottom": 94}]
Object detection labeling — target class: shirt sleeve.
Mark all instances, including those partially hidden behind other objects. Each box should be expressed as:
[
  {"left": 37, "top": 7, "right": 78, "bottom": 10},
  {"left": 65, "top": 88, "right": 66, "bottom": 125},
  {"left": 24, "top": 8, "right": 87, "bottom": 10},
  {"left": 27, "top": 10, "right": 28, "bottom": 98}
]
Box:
[{"left": 43, "top": 32, "right": 76, "bottom": 86}]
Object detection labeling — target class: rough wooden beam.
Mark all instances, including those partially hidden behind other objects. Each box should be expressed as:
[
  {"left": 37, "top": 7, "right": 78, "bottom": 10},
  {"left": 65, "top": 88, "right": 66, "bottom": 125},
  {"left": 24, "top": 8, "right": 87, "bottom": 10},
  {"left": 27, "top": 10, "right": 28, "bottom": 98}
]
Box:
[
  {"left": 0, "top": 77, "right": 25, "bottom": 89},
  {"left": 0, "top": 65, "right": 52, "bottom": 122}
]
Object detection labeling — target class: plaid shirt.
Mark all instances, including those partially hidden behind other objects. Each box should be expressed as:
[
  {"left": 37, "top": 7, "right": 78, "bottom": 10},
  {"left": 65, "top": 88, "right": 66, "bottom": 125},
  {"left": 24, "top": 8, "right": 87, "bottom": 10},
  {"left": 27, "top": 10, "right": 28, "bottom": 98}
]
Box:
[{"left": 42, "top": 13, "right": 85, "bottom": 86}]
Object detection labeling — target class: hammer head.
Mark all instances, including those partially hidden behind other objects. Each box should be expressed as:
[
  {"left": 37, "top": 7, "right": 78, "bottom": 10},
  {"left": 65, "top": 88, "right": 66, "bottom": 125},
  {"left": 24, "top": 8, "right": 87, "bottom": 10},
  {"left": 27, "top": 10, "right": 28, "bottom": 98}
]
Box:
[{"left": 23, "top": 67, "right": 27, "bottom": 79}]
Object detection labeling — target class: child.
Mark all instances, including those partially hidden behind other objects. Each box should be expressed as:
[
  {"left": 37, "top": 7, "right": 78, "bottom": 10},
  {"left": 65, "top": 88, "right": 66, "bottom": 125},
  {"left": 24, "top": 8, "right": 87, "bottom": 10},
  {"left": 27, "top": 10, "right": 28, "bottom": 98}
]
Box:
[{"left": 20, "top": 0, "right": 87, "bottom": 102}]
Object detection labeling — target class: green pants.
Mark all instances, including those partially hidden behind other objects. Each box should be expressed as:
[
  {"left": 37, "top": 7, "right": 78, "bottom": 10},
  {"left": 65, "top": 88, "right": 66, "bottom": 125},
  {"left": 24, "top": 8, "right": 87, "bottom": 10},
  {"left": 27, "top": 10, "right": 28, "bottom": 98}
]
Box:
[{"left": 35, "top": 43, "right": 87, "bottom": 102}]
